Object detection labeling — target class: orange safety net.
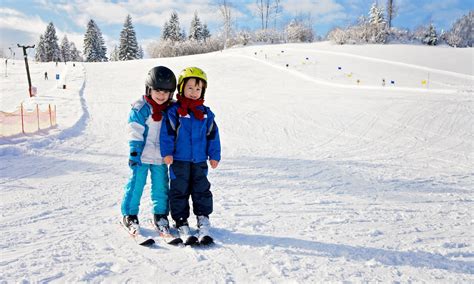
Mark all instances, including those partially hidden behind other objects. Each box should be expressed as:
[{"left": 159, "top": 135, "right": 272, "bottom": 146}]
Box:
[{"left": 0, "top": 104, "right": 56, "bottom": 137}]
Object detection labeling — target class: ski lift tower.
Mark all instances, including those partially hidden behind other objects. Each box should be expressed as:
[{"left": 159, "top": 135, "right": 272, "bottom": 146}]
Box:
[{"left": 17, "top": 44, "right": 35, "bottom": 97}]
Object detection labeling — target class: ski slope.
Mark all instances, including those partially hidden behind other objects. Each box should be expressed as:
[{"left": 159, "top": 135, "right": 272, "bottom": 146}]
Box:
[{"left": 1, "top": 42, "right": 473, "bottom": 282}]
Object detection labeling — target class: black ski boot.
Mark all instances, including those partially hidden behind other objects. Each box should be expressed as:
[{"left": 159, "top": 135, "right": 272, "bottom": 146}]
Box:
[
  {"left": 122, "top": 215, "right": 139, "bottom": 234},
  {"left": 153, "top": 214, "right": 170, "bottom": 234}
]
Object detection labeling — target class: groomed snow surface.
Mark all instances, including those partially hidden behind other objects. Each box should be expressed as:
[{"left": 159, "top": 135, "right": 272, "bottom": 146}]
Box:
[{"left": 1, "top": 42, "right": 473, "bottom": 283}]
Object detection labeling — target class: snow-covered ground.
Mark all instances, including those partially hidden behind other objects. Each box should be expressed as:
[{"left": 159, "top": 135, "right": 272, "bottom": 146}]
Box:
[{"left": 1, "top": 42, "right": 473, "bottom": 282}]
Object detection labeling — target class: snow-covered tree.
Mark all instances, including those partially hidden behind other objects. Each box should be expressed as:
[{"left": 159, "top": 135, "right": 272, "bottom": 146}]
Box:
[
  {"left": 445, "top": 11, "right": 473, "bottom": 47},
  {"left": 236, "top": 30, "right": 252, "bottom": 45},
  {"left": 327, "top": 27, "right": 347, "bottom": 44},
  {"left": 285, "top": 20, "right": 314, "bottom": 43},
  {"left": 43, "top": 22, "right": 61, "bottom": 62},
  {"left": 119, "top": 14, "right": 139, "bottom": 60},
  {"left": 369, "top": 2, "right": 385, "bottom": 25},
  {"left": 138, "top": 46, "right": 144, "bottom": 59},
  {"left": 60, "top": 35, "right": 71, "bottom": 62},
  {"left": 202, "top": 24, "right": 211, "bottom": 41},
  {"left": 422, "top": 23, "right": 438, "bottom": 45},
  {"left": 161, "top": 11, "right": 184, "bottom": 42},
  {"left": 69, "top": 42, "right": 82, "bottom": 61},
  {"left": 254, "top": 29, "right": 283, "bottom": 43},
  {"left": 83, "top": 19, "right": 108, "bottom": 62},
  {"left": 35, "top": 35, "right": 47, "bottom": 62},
  {"left": 189, "top": 12, "right": 204, "bottom": 41},
  {"left": 110, "top": 45, "right": 120, "bottom": 61}
]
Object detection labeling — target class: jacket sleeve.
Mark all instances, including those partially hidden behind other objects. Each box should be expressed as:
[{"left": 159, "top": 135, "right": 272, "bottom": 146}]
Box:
[
  {"left": 160, "top": 106, "right": 178, "bottom": 157},
  {"left": 127, "top": 107, "right": 146, "bottom": 154},
  {"left": 206, "top": 109, "right": 221, "bottom": 161}
]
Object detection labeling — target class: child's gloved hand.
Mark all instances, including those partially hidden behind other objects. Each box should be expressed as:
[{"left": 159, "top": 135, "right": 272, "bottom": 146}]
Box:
[{"left": 129, "top": 152, "right": 142, "bottom": 168}]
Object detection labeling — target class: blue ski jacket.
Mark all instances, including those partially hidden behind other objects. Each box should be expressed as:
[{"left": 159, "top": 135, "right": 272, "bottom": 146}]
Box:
[
  {"left": 127, "top": 96, "right": 166, "bottom": 164},
  {"left": 160, "top": 102, "right": 221, "bottom": 163}
]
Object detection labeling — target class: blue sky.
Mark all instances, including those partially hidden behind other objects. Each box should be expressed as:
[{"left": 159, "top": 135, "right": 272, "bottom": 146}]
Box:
[{"left": 0, "top": 0, "right": 472, "bottom": 57}]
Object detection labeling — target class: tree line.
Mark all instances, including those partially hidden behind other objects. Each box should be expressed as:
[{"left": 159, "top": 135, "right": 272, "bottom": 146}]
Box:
[
  {"left": 327, "top": 2, "right": 472, "bottom": 47},
  {"left": 34, "top": 1, "right": 473, "bottom": 62}
]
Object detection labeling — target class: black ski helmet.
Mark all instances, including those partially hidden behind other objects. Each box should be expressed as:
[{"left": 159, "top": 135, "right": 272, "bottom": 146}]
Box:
[{"left": 145, "top": 66, "right": 177, "bottom": 95}]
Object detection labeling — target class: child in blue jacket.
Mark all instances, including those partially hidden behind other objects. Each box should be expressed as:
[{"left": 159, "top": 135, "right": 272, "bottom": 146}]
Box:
[
  {"left": 121, "top": 66, "right": 176, "bottom": 235},
  {"left": 161, "top": 67, "right": 221, "bottom": 245}
]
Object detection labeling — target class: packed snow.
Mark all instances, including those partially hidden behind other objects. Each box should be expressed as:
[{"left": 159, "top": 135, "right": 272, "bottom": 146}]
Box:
[{"left": 1, "top": 42, "right": 473, "bottom": 282}]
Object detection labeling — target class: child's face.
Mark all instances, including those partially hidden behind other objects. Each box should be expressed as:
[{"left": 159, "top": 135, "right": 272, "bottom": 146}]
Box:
[
  {"left": 183, "top": 78, "right": 203, "bottom": 100},
  {"left": 150, "top": 89, "right": 170, "bottom": 105}
]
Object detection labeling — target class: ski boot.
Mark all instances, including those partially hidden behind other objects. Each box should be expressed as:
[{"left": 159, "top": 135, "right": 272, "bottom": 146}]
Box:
[
  {"left": 176, "top": 218, "right": 198, "bottom": 246},
  {"left": 122, "top": 215, "right": 139, "bottom": 235},
  {"left": 197, "top": 215, "right": 214, "bottom": 245}
]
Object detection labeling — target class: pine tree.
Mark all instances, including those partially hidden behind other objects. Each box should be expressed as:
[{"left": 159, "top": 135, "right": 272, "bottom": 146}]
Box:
[
  {"left": 367, "top": 2, "right": 387, "bottom": 43},
  {"left": 369, "top": 2, "right": 385, "bottom": 25},
  {"left": 118, "top": 14, "right": 139, "bottom": 60},
  {"left": 69, "top": 42, "right": 82, "bottom": 61},
  {"left": 35, "top": 35, "right": 46, "bottom": 62},
  {"left": 83, "top": 19, "right": 108, "bottom": 62},
  {"left": 422, "top": 23, "right": 438, "bottom": 45},
  {"left": 60, "top": 35, "right": 71, "bottom": 62},
  {"left": 162, "top": 11, "right": 183, "bottom": 42},
  {"left": 43, "top": 22, "right": 61, "bottom": 62},
  {"left": 189, "top": 12, "right": 204, "bottom": 41},
  {"left": 138, "top": 46, "right": 144, "bottom": 59},
  {"left": 202, "top": 24, "right": 211, "bottom": 41}
]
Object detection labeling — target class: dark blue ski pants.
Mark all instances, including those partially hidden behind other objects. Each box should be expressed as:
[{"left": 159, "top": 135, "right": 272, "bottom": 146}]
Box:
[{"left": 169, "top": 161, "right": 213, "bottom": 222}]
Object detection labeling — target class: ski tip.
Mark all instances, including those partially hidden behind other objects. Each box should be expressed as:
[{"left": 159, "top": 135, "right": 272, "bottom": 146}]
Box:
[
  {"left": 184, "top": 236, "right": 199, "bottom": 246},
  {"left": 199, "top": 236, "right": 214, "bottom": 246},
  {"left": 168, "top": 238, "right": 184, "bottom": 246},
  {"left": 139, "top": 239, "right": 156, "bottom": 246}
]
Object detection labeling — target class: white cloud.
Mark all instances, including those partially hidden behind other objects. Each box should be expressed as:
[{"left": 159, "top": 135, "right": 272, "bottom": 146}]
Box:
[{"left": 0, "top": 9, "right": 46, "bottom": 35}]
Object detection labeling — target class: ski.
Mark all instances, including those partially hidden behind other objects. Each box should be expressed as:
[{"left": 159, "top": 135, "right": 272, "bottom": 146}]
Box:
[
  {"left": 198, "top": 235, "right": 214, "bottom": 246},
  {"left": 150, "top": 220, "right": 183, "bottom": 246},
  {"left": 120, "top": 221, "right": 155, "bottom": 247},
  {"left": 183, "top": 235, "right": 199, "bottom": 246}
]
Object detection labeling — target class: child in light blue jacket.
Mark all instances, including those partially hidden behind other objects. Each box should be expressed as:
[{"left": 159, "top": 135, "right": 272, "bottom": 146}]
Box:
[{"left": 121, "top": 66, "right": 176, "bottom": 234}]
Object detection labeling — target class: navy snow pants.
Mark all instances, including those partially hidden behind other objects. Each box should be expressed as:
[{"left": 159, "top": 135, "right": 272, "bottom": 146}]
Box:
[{"left": 169, "top": 160, "right": 213, "bottom": 222}]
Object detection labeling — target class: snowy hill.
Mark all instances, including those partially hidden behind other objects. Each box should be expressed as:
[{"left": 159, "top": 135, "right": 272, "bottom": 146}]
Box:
[{"left": 1, "top": 42, "right": 473, "bottom": 282}]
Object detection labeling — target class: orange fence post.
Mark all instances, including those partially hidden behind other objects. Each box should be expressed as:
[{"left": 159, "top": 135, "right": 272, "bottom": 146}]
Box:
[
  {"left": 36, "top": 104, "right": 40, "bottom": 130},
  {"left": 20, "top": 103, "right": 25, "bottom": 134},
  {"left": 48, "top": 104, "right": 52, "bottom": 127}
]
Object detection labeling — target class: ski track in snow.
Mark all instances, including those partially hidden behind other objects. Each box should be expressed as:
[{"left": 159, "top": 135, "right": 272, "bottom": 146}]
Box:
[{"left": 1, "top": 43, "right": 473, "bottom": 282}]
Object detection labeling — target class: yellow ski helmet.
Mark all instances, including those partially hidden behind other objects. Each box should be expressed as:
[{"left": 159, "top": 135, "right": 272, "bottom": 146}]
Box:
[{"left": 177, "top": 67, "right": 207, "bottom": 96}]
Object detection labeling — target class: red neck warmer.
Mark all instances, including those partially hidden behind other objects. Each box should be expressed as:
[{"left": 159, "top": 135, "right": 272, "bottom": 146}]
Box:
[
  {"left": 144, "top": 95, "right": 168, "bottom": 121},
  {"left": 177, "top": 95, "right": 205, "bottom": 120}
]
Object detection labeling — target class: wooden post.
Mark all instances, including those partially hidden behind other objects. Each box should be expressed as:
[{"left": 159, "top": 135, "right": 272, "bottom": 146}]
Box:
[
  {"left": 36, "top": 104, "right": 40, "bottom": 130},
  {"left": 20, "top": 103, "right": 25, "bottom": 134}
]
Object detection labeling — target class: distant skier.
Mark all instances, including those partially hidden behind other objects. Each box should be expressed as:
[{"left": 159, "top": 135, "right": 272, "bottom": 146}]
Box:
[
  {"left": 121, "top": 66, "right": 177, "bottom": 236},
  {"left": 161, "top": 67, "right": 221, "bottom": 245},
  {"left": 44, "top": 71, "right": 48, "bottom": 80}
]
